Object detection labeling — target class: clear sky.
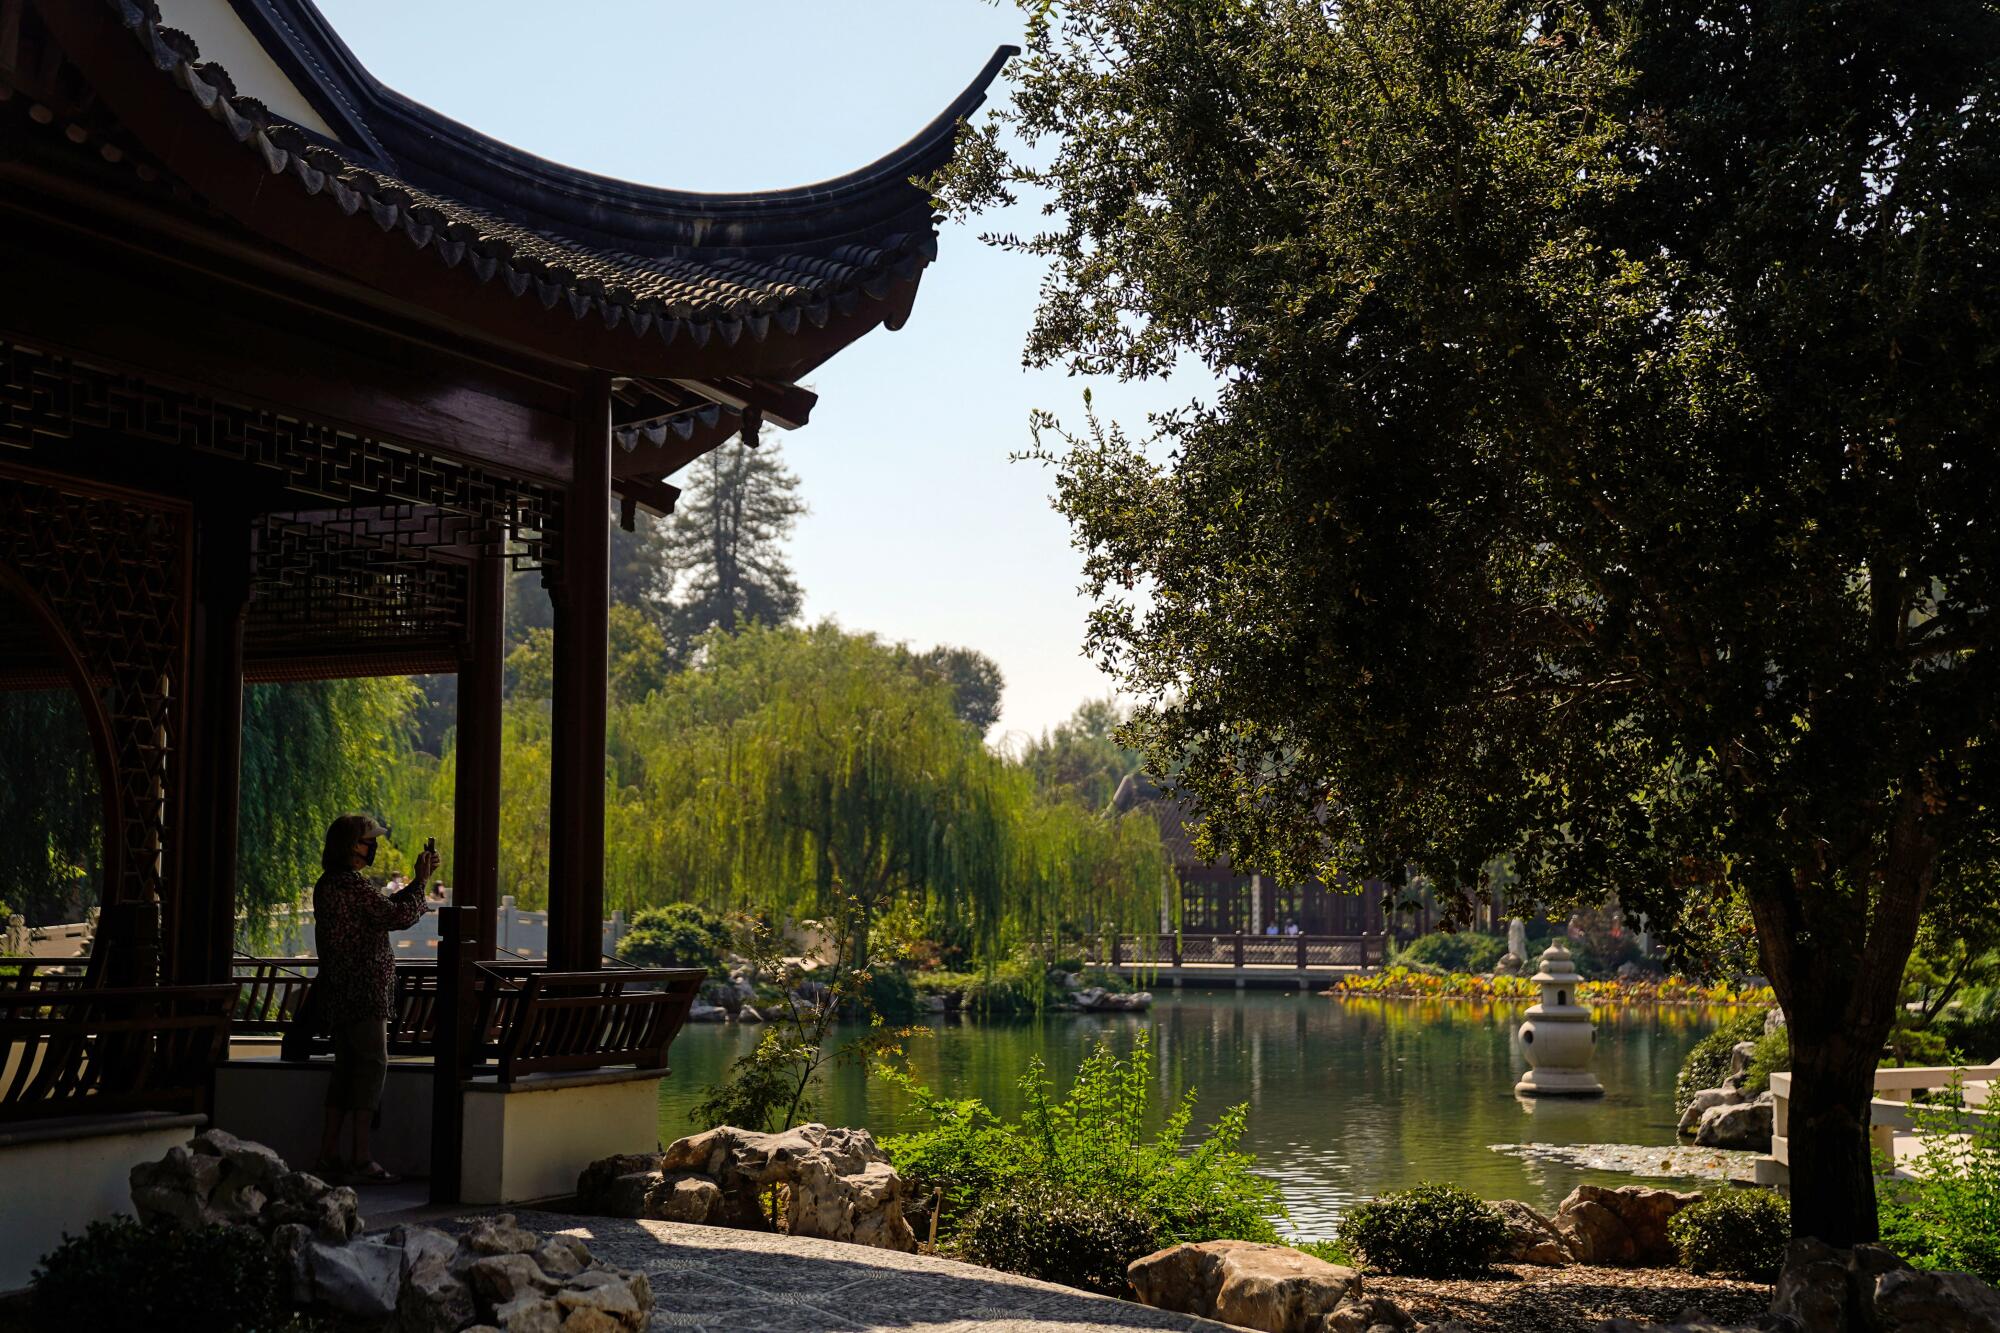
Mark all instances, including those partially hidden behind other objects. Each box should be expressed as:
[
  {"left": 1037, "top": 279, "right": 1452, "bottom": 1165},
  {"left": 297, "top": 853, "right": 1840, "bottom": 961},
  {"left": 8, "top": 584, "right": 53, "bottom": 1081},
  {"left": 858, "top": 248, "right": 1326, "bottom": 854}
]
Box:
[{"left": 313, "top": 0, "right": 1189, "bottom": 748}]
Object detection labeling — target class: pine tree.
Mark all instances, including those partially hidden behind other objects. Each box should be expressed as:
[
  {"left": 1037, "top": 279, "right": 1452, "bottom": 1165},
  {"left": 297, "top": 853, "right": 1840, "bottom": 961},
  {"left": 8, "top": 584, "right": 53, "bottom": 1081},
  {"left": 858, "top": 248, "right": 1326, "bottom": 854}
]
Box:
[{"left": 659, "top": 439, "right": 806, "bottom": 653}]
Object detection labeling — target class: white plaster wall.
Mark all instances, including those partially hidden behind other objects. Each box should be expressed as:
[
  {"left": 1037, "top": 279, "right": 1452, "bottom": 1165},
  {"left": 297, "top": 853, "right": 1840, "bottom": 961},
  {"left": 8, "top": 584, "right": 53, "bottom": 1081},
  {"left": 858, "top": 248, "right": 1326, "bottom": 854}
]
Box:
[
  {"left": 150, "top": 0, "right": 338, "bottom": 138},
  {"left": 212, "top": 1060, "right": 433, "bottom": 1177},
  {"left": 460, "top": 1076, "right": 662, "bottom": 1206},
  {"left": 0, "top": 1121, "right": 199, "bottom": 1293}
]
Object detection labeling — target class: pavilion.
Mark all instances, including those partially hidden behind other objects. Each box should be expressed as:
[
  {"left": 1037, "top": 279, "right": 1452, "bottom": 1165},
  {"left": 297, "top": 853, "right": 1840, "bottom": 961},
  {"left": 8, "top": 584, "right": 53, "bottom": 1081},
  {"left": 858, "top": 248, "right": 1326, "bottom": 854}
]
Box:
[{"left": 0, "top": 0, "right": 1007, "bottom": 1285}]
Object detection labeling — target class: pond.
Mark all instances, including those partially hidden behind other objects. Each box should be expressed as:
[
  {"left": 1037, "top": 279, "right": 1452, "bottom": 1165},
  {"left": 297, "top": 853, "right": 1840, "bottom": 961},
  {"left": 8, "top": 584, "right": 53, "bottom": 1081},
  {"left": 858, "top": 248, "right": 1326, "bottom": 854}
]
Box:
[{"left": 655, "top": 988, "right": 1727, "bottom": 1239}]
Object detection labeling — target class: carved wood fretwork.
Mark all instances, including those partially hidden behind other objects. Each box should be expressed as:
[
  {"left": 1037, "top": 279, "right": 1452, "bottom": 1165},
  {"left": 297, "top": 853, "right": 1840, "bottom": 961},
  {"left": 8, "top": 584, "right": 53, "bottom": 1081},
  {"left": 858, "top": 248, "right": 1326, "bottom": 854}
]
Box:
[
  {"left": 0, "top": 469, "right": 188, "bottom": 912},
  {"left": 0, "top": 337, "right": 562, "bottom": 571}
]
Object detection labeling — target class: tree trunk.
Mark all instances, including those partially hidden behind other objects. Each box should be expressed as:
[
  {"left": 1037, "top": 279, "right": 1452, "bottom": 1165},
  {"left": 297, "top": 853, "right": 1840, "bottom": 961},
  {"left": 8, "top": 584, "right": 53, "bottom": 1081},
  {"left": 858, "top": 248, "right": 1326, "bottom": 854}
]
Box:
[{"left": 1779, "top": 1009, "right": 1891, "bottom": 1245}]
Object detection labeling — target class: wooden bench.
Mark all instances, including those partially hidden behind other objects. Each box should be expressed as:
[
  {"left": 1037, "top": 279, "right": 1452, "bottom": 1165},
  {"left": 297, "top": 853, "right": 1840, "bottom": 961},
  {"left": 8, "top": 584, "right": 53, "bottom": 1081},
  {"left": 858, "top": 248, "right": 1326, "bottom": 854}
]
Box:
[{"left": 0, "top": 985, "right": 235, "bottom": 1122}]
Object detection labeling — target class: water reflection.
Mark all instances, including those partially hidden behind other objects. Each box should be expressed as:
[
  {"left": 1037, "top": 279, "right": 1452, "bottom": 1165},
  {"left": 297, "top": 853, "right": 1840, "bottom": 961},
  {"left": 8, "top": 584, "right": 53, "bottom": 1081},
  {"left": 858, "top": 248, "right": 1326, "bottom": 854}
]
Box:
[{"left": 656, "top": 990, "right": 1726, "bottom": 1239}]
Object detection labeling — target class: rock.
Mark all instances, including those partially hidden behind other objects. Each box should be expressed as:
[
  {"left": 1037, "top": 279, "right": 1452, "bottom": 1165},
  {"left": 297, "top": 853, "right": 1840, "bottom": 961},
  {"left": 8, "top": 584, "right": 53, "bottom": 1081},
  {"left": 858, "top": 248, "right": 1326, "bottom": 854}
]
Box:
[
  {"left": 1872, "top": 1266, "right": 2000, "bottom": 1332},
  {"left": 1554, "top": 1185, "right": 1699, "bottom": 1267},
  {"left": 1768, "top": 1237, "right": 1909, "bottom": 1331},
  {"left": 642, "top": 1124, "right": 918, "bottom": 1248},
  {"left": 1694, "top": 1098, "right": 1774, "bottom": 1151},
  {"left": 130, "top": 1146, "right": 223, "bottom": 1229},
  {"left": 686, "top": 1001, "right": 727, "bottom": 1023},
  {"left": 575, "top": 1153, "right": 664, "bottom": 1218},
  {"left": 402, "top": 1254, "right": 477, "bottom": 1331},
  {"left": 1764, "top": 1008, "right": 1787, "bottom": 1037},
  {"left": 643, "top": 1172, "right": 726, "bottom": 1224},
  {"left": 1323, "top": 1294, "right": 1416, "bottom": 1331},
  {"left": 267, "top": 1170, "right": 363, "bottom": 1241},
  {"left": 1678, "top": 1087, "right": 1744, "bottom": 1135},
  {"left": 303, "top": 1234, "right": 406, "bottom": 1319},
  {"left": 192, "top": 1128, "right": 291, "bottom": 1189},
  {"left": 922, "top": 994, "right": 948, "bottom": 1013},
  {"left": 737, "top": 1005, "right": 766, "bottom": 1023},
  {"left": 1127, "top": 1239, "right": 1361, "bottom": 1333},
  {"left": 1074, "top": 987, "right": 1155, "bottom": 1012},
  {"left": 466, "top": 1213, "right": 543, "bottom": 1257},
  {"left": 1727, "top": 1041, "right": 1759, "bottom": 1080},
  {"left": 469, "top": 1253, "right": 559, "bottom": 1307},
  {"left": 534, "top": 1236, "right": 591, "bottom": 1279},
  {"left": 1491, "top": 1199, "right": 1575, "bottom": 1266},
  {"left": 269, "top": 1221, "right": 315, "bottom": 1305},
  {"left": 492, "top": 1294, "right": 564, "bottom": 1333}
]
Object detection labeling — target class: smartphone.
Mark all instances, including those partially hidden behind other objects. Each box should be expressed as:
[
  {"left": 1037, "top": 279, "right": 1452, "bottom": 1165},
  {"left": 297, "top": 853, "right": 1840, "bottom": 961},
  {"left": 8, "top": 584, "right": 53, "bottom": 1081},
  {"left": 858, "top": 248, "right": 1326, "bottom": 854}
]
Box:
[{"left": 425, "top": 836, "right": 437, "bottom": 856}]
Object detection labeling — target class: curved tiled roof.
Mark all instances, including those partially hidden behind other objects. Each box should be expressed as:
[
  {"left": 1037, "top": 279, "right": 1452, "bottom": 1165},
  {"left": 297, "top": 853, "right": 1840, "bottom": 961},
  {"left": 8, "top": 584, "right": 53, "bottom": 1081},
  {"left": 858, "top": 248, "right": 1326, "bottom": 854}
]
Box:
[{"left": 90, "top": 0, "right": 1010, "bottom": 349}]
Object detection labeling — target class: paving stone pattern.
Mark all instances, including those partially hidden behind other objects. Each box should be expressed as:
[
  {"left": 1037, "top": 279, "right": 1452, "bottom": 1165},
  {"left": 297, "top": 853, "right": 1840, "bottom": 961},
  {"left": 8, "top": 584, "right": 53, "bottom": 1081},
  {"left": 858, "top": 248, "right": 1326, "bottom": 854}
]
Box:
[{"left": 500, "top": 1210, "right": 1239, "bottom": 1333}]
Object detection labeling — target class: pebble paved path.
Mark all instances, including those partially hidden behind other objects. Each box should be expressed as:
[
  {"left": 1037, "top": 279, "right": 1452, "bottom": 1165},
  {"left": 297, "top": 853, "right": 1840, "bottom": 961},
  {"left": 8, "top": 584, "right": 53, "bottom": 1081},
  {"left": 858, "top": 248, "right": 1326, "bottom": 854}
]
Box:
[{"left": 504, "top": 1210, "right": 1238, "bottom": 1333}]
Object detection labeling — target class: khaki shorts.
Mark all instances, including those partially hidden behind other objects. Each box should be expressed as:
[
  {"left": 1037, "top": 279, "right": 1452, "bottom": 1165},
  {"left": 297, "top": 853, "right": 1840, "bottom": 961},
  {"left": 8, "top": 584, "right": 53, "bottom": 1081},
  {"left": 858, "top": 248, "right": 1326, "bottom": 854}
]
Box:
[{"left": 325, "top": 1018, "right": 389, "bottom": 1112}]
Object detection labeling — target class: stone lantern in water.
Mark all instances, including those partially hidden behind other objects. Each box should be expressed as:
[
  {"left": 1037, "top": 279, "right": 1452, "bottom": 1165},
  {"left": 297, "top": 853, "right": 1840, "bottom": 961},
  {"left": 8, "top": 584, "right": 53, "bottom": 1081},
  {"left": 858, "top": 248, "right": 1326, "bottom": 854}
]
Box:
[{"left": 1515, "top": 943, "right": 1603, "bottom": 1097}]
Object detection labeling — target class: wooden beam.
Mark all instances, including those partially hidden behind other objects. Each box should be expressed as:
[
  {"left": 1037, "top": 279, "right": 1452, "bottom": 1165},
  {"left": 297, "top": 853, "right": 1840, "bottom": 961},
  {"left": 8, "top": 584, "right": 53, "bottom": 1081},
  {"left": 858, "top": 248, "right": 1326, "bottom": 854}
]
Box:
[
  {"left": 454, "top": 554, "right": 504, "bottom": 962},
  {"left": 177, "top": 502, "right": 252, "bottom": 984}
]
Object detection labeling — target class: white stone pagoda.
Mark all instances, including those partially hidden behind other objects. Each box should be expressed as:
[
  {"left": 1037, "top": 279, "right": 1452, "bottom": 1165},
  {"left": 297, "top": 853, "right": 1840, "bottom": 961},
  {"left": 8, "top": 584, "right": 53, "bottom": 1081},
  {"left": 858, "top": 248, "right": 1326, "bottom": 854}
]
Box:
[{"left": 1515, "top": 942, "right": 1605, "bottom": 1097}]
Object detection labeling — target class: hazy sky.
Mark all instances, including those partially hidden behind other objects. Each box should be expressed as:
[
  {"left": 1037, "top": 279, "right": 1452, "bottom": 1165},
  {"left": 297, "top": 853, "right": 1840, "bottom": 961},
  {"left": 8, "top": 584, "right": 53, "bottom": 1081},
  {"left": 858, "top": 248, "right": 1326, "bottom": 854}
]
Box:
[{"left": 314, "top": 0, "right": 1191, "bottom": 747}]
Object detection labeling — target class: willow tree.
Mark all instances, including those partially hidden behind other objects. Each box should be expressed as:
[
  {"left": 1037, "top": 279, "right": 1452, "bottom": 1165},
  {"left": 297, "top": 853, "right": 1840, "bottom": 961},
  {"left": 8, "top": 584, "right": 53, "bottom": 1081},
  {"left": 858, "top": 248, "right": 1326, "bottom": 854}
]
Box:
[
  {"left": 943, "top": 0, "right": 2000, "bottom": 1244},
  {"left": 606, "top": 624, "right": 1166, "bottom": 963}
]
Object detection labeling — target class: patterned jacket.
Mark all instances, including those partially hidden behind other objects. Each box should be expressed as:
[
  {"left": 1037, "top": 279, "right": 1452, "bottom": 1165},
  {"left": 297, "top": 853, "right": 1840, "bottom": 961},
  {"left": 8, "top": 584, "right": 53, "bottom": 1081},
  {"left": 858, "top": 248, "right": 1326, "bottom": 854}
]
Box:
[{"left": 312, "top": 869, "right": 425, "bottom": 1024}]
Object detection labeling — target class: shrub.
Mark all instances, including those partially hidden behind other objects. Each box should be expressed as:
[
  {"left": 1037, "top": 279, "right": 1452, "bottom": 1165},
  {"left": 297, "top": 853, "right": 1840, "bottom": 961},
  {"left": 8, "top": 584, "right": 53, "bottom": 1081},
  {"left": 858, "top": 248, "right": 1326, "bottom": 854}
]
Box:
[
  {"left": 1877, "top": 1073, "right": 2000, "bottom": 1284},
  {"left": 1740, "top": 1027, "right": 1791, "bottom": 1098},
  {"left": 883, "top": 1032, "right": 1283, "bottom": 1247},
  {"left": 1668, "top": 1189, "right": 1790, "bottom": 1280},
  {"left": 861, "top": 965, "right": 919, "bottom": 1022},
  {"left": 620, "top": 902, "right": 731, "bottom": 976},
  {"left": 32, "top": 1216, "right": 287, "bottom": 1333},
  {"left": 1397, "top": 931, "right": 1506, "bottom": 974},
  {"left": 1675, "top": 1010, "right": 1769, "bottom": 1113},
  {"left": 951, "top": 1178, "right": 1160, "bottom": 1296},
  {"left": 1335, "top": 1183, "right": 1507, "bottom": 1277}
]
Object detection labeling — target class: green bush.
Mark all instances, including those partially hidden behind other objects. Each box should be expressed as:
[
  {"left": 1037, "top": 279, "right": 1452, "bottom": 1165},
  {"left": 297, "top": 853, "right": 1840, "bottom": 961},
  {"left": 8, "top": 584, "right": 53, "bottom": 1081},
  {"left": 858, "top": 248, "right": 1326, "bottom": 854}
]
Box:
[
  {"left": 1397, "top": 932, "right": 1506, "bottom": 974},
  {"left": 861, "top": 966, "right": 919, "bottom": 1022},
  {"left": 883, "top": 1032, "right": 1282, "bottom": 1248},
  {"left": 910, "top": 957, "right": 1051, "bottom": 1015},
  {"left": 1877, "top": 1073, "right": 2000, "bottom": 1283},
  {"left": 1668, "top": 1189, "right": 1790, "bottom": 1280},
  {"left": 1077, "top": 966, "right": 1133, "bottom": 994},
  {"left": 620, "top": 903, "right": 732, "bottom": 976},
  {"left": 1675, "top": 1010, "right": 1769, "bottom": 1113},
  {"left": 951, "top": 1179, "right": 1160, "bottom": 1296},
  {"left": 1335, "top": 1183, "right": 1507, "bottom": 1277},
  {"left": 1740, "top": 1028, "right": 1791, "bottom": 1098},
  {"left": 32, "top": 1216, "right": 288, "bottom": 1333}
]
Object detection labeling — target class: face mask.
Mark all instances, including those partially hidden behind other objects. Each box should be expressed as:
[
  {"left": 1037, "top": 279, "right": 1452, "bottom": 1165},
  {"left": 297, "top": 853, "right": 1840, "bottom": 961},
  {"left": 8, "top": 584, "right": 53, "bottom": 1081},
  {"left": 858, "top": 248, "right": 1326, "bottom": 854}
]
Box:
[{"left": 361, "top": 840, "right": 378, "bottom": 866}]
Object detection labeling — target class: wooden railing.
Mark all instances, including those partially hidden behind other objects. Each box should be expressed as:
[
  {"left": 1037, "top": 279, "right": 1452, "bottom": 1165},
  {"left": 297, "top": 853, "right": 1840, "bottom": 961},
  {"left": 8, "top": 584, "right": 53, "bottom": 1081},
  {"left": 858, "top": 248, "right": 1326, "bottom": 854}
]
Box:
[
  {"left": 227, "top": 957, "right": 704, "bottom": 1081},
  {"left": 1087, "top": 933, "right": 1390, "bottom": 970},
  {"left": 1769, "top": 1064, "right": 2000, "bottom": 1171},
  {"left": 0, "top": 959, "right": 92, "bottom": 994},
  {"left": 0, "top": 985, "right": 235, "bottom": 1122},
  {"left": 493, "top": 968, "right": 704, "bottom": 1083}
]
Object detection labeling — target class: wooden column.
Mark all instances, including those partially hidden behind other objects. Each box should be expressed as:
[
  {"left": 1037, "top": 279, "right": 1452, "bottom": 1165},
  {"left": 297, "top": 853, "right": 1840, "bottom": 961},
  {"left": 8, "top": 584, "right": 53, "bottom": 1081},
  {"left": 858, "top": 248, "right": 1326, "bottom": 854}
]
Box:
[
  {"left": 453, "top": 553, "right": 505, "bottom": 960},
  {"left": 547, "top": 375, "right": 611, "bottom": 971},
  {"left": 176, "top": 505, "right": 251, "bottom": 984},
  {"left": 428, "top": 904, "right": 477, "bottom": 1204}
]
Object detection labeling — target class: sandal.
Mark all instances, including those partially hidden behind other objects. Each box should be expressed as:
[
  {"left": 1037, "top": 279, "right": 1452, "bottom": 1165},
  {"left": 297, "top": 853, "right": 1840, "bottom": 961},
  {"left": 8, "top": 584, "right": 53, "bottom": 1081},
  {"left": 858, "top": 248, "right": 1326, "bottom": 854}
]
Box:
[{"left": 347, "top": 1161, "right": 401, "bottom": 1185}]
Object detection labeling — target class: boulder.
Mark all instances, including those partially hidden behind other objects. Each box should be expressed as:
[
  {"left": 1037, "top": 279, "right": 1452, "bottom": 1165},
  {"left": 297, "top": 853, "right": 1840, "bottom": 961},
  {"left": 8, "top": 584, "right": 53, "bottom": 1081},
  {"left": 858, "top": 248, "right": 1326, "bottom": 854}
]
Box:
[
  {"left": 630, "top": 1124, "right": 917, "bottom": 1248},
  {"left": 686, "top": 1001, "right": 727, "bottom": 1023},
  {"left": 574, "top": 1153, "right": 664, "bottom": 1219},
  {"left": 642, "top": 1173, "right": 727, "bottom": 1224},
  {"left": 1323, "top": 1294, "right": 1416, "bottom": 1331},
  {"left": 1126, "top": 1239, "right": 1362, "bottom": 1333},
  {"left": 1727, "top": 1042, "right": 1759, "bottom": 1080},
  {"left": 533, "top": 1235, "right": 592, "bottom": 1279},
  {"left": 1764, "top": 1008, "right": 1787, "bottom": 1037},
  {"left": 1768, "top": 1238, "right": 1912, "bottom": 1332},
  {"left": 737, "top": 1005, "right": 766, "bottom": 1023},
  {"left": 467, "top": 1253, "right": 559, "bottom": 1308},
  {"left": 302, "top": 1234, "right": 405, "bottom": 1320},
  {"left": 1075, "top": 987, "right": 1155, "bottom": 1012},
  {"left": 1872, "top": 1266, "right": 2000, "bottom": 1332},
  {"left": 1678, "top": 1087, "right": 1744, "bottom": 1135},
  {"left": 1491, "top": 1199, "right": 1575, "bottom": 1266},
  {"left": 266, "top": 1170, "right": 362, "bottom": 1242},
  {"left": 130, "top": 1132, "right": 361, "bottom": 1242},
  {"left": 1694, "top": 1096, "right": 1774, "bottom": 1151},
  {"left": 492, "top": 1294, "right": 564, "bottom": 1333},
  {"left": 464, "top": 1213, "right": 543, "bottom": 1258},
  {"left": 1554, "top": 1185, "right": 1699, "bottom": 1267}
]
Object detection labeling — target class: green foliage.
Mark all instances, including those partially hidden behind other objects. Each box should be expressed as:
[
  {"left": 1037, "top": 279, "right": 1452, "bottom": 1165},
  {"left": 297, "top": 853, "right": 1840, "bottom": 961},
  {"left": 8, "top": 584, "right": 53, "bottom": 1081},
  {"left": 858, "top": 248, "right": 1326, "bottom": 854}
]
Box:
[
  {"left": 620, "top": 902, "right": 732, "bottom": 975},
  {"left": 952, "top": 1179, "right": 1160, "bottom": 1297},
  {"left": 1288, "top": 1237, "right": 1355, "bottom": 1267},
  {"left": 0, "top": 688, "right": 102, "bottom": 927},
  {"left": 882, "top": 1032, "right": 1283, "bottom": 1250},
  {"left": 690, "top": 909, "right": 914, "bottom": 1133},
  {"left": 1675, "top": 1011, "right": 1768, "bottom": 1114},
  {"left": 1335, "top": 1183, "right": 1507, "bottom": 1278},
  {"left": 32, "top": 1216, "right": 285, "bottom": 1333},
  {"left": 1741, "top": 1028, "right": 1792, "bottom": 1099},
  {"left": 1668, "top": 1190, "right": 1791, "bottom": 1281},
  {"left": 1019, "top": 698, "right": 1142, "bottom": 813},
  {"left": 909, "top": 645, "right": 1005, "bottom": 736},
  {"left": 238, "top": 677, "right": 423, "bottom": 922},
  {"left": 941, "top": 0, "right": 2000, "bottom": 1239},
  {"left": 654, "top": 439, "right": 806, "bottom": 656},
  {"left": 1396, "top": 932, "right": 1505, "bottom": 975},
  {"left": 909, "top": 956, "right": 1053, "bottom": 1015},
  {"left": 1876, "top": 1074, "right": 2000, "bottom": 1284},
  {"left": 861, "top": 965, "right": 920, "bottom": 1023}
]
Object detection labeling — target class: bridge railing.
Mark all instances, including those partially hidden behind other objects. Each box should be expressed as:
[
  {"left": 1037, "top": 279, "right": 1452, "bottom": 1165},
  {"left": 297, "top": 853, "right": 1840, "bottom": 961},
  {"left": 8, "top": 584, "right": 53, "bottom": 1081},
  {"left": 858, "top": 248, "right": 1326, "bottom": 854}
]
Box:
[{"left": 1085, "top": 933, "right": 1388, "bottom": 970}]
